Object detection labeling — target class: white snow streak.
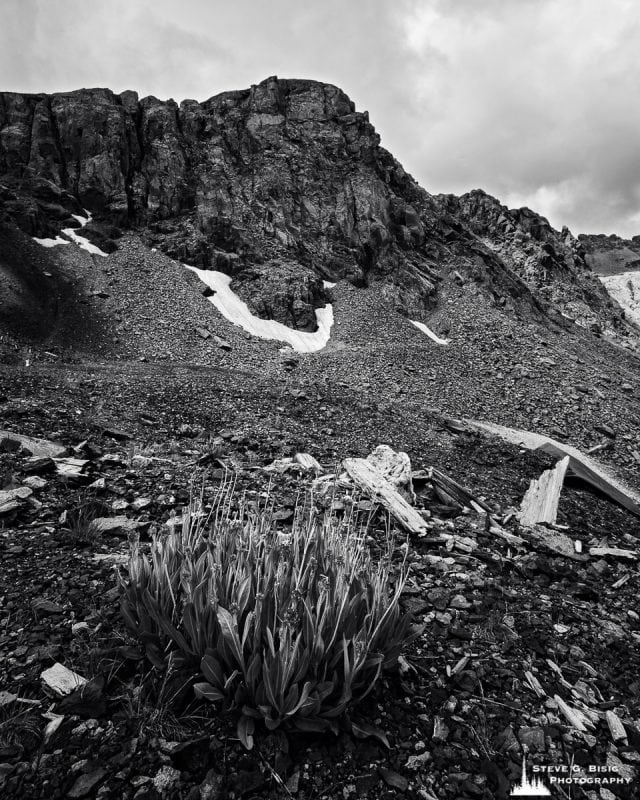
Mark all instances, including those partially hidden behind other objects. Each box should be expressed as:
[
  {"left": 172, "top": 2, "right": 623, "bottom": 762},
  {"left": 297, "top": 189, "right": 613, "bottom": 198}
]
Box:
[
  {"left": 410, "top": 320, "right": 450, "bottom": 345},
  {"left": 33, "top": 236, "right": 70, "bottom": 248},
  {"left": 187, "top": 267, "right": 333, "bottom": 353},
  {"left": 33, "top": 210, "right": 108, "bottom": 257}
]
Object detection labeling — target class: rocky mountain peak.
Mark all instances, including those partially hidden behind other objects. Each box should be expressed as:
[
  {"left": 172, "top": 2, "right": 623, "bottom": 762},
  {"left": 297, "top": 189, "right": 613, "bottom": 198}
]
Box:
[{"left": 0, "top": 76, "right": 637, "bottom": 344}]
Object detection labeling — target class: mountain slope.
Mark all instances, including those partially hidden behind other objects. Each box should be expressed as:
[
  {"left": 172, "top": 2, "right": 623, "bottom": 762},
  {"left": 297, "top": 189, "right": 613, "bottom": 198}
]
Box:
[
  {"left": 1, "top": 78, "right": 640, "bottom": 800},
  {"left": 0, "top": 76, "right": 635, "bottom": 349},
  {"left": 0, "top": 76, "right": 639, "bottom": 481}
]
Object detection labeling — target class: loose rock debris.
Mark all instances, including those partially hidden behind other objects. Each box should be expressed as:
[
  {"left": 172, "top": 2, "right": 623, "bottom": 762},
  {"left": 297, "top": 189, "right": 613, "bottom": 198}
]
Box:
[
  {"left": 0, "top": 389, "right": 639, "bottom": 799},
  {"left": 40, "top": 664, "right": 87, "bottom": 697}
]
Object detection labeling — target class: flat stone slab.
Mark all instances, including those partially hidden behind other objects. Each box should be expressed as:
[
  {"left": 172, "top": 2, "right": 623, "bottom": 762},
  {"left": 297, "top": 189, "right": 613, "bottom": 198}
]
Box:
[
  {"left": 41, "top": 663, "right": 87, "bottom": 696},
  {"left": 92, "top": 516, "right": 146, "bottom": 534},
  {"left": 0, "top": 431, "right": 67, "bottom": 459}
]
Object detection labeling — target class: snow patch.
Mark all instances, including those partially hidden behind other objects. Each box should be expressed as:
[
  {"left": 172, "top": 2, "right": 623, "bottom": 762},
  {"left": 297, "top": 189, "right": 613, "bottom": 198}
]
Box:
[
  {"left": 600, "top": 271, "right": 640, "bottom": 327},
  {"left": 33, "top": 210, "right": 108, "bottom": 257},
  {"left": 71, "top": 213, "right": 90, "bottom": 227},
  {"left": 33, "top": 236, "right": 70, "bottom": 248},
  {"left": 323, "top": 280, "right": 337, "bottom": 289},
  {"left": 187, "top": 267, "right": 333, "bottom": 353},
  {"left": 410, "top": 320, "right": 450, "bottom": 345},
  {"left": 64, "top": 227, "right": 108, "bottom": 257}
]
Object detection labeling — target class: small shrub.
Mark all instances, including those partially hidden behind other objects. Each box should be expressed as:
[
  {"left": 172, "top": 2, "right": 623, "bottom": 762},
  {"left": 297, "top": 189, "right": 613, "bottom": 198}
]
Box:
[
  {"left": 118, "top": 484, "right": 415, "bottom": 748},
  {"left": 62, "top": 492, "right": 106, "bottom": 544}
]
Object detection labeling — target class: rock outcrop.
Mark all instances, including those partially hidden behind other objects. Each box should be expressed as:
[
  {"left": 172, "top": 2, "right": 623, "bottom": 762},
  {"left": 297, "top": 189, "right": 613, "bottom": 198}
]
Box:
[
  {"left": 437, "top": 189, "right": 624, "bottom": 332},
  {"left": 0, "top": 79, "right": 445, "bottom": 327}
]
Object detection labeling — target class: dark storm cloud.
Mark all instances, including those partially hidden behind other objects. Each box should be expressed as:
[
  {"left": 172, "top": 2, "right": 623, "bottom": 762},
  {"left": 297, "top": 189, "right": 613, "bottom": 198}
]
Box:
[{"left": 2, "top": 0, "right": 640, "bottom": 235}]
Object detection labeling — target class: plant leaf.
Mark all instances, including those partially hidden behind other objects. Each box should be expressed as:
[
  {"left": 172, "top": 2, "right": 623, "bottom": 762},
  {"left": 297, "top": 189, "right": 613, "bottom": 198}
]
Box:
[
  {"left": 265, "top": 715, "right": 282, "bottom": 731},
  {"left": 237, "top": 715, "right": 255, "bottom": 750},
  {"left": 193, "top": 682, "right": 225, "bottom": 703},
  {"left": 217, "top": 606, "right": 245, "bottom": 670},
  {"left": 293, "top": 717, "right": 329, "bottom": 732},
  {"left": 201, "top": 653, "right": 224, "bottom": 689},
  {"left": 223, "top": 669, "right": 240, "bottom": 690},
  {"left": 351, "top": 720, "right": 390, "bottom": 748},
  {"left": 262, "top": 659, "right": 279, "bottom": 709}
]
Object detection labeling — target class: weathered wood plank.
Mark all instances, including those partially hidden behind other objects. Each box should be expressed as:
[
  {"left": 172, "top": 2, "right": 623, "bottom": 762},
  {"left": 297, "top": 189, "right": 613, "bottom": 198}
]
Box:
[
  {"left": 343, "top": 457, "right": 429, "bottom": 535},
  {"left": 518, "top": 456, "right": 569, "bottom": 527},
  {"left": 465, "top": 420, "right": 640, "bottom": 519},
  {"left": 0, "top": 431, "right": 67, "bottom": 459},
  {"left": 365, "top": 445, "right": 416, "bottom": 503},
  {"left": 429, "top": 467, "right": 493, "bottom": 513},
  {"left": 589, "top": 546, "right": 637, "bottom": 560}
]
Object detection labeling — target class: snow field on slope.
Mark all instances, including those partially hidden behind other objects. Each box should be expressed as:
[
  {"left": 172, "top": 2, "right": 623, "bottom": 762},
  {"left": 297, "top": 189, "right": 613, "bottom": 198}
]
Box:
[
  {"left": 600, "top": 271, "right": 640, "bottom": 327},
  {"left": 33, "top": 212, "right": 109, "bottom": 257},
  {"left": 187, "top": 267, "right": 334, "bottom": 353}
]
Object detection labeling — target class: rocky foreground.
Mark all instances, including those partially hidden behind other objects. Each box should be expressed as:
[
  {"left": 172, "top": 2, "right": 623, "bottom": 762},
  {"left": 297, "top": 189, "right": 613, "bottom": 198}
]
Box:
[{"left": 0, "top": 357, "right": 639, "bottom": 800}]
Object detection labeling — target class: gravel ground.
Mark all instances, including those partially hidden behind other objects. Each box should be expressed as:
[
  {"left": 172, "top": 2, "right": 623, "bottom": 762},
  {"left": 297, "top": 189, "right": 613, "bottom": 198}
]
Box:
[{"left": 0, "top": 230, "right": 639, "bottom": 799}]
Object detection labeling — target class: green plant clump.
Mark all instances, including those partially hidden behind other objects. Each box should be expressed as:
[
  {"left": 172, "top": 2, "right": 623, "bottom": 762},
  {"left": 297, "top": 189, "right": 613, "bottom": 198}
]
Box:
[{"left": 119, "top": 487, "right": 414, "bottom": 748}]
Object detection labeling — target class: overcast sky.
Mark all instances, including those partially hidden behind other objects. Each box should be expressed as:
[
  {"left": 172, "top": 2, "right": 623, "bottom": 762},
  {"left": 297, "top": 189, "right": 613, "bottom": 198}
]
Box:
[{"left": 3, "top": 0, "right": 640, "bottom": 237}]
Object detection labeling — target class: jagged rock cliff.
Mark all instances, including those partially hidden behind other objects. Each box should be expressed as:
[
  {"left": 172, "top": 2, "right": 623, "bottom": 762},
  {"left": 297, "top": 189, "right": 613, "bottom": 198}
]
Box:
[
  {"left": 440, "top": 190, "right": 622, "bottom": 332},
  {"left": 0, "top": 76, "right": 633, "bottom": 339},
  {"left": 0, "top": 78, "right": 444, "bottom": 326}
]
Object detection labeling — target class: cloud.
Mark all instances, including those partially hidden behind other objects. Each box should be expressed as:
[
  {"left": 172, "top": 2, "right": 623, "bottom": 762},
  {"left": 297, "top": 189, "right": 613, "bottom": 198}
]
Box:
[
  {"left": 397, "top": 0, "right": 640, "bottom": 235},
  {"left": 2, "top": 0, "right": 640, "bottom": 235}
]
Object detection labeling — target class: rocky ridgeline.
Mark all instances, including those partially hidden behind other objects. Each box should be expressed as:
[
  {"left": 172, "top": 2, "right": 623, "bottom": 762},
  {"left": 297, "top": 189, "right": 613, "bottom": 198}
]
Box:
[
  {"left": 439, "top": 190, "right": 624, "bottom": 332},
  {"left": 0, "top": 76, "right": 633, "bottom": 339},
  {"left": 0, "top": 77, "right": 442, "bottom": 327}
]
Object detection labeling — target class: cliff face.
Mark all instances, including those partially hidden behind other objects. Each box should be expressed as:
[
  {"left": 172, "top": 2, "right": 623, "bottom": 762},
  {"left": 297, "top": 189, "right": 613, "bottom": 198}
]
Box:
[
  {"left": 0, "top": 78, "right": 448, "bottom": 326},
  {"left": 0, "top": 76, "right": 632, "bottom": 338}
]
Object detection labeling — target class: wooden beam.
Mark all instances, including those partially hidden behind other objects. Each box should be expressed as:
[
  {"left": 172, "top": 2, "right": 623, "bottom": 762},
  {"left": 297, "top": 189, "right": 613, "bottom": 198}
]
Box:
[
  {"left": 0, "top": 431, "right": 67, "bottom": 459},
  {"left": 429, "top": 467, "right": 493, "bottom": 513},
  {"left": 465, "top": 420, "right": 640, "bottom": 518},
  {"left": 343, "top": 457, "right": 430, "bottom": 536},
  {"left": 365, "top": 445, "right": 416, "bottom": 503},
  {"left": 517, "top": 456, "right": 569, "bottom": 526}
]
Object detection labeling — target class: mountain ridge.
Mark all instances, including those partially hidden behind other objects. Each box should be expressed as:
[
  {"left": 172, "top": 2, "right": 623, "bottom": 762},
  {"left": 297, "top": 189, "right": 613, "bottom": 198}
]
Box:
[{"left": 1, "top": 75, "right": 636, "bottom": 347}]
